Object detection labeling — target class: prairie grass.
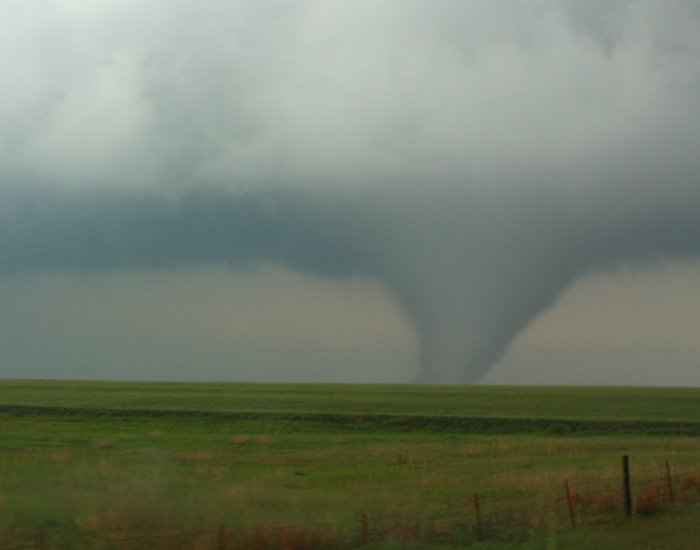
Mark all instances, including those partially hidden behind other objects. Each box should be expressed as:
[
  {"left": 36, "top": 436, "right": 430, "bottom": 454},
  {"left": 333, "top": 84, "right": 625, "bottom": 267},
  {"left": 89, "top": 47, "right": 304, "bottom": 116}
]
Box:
[
  {"left": 0, "top": 381, "right": 699, "bottom": 548},
  {"left": 2, "top": 379, "right": 700, "bottom": 423}
]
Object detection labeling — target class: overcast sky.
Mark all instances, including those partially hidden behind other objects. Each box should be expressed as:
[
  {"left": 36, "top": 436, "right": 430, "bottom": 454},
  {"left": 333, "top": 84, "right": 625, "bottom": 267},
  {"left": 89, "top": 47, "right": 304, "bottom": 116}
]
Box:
[{"left": 1, "top": 1, "right": 700, "bottom": 385}]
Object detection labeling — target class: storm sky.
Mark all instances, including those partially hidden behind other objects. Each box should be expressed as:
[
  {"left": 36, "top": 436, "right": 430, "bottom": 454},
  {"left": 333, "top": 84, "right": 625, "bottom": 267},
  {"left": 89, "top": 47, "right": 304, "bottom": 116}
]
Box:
[{"left": 2, "top": 1, "right": 700, "bottom": 385}]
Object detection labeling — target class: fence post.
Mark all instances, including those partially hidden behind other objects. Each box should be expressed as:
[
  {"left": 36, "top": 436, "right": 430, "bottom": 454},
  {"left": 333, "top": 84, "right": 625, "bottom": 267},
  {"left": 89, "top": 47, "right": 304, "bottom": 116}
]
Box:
[
  {"left": 564, "top": 479, "right": 576, "bottom": 528},
  {"left": 622, "top": 455, "right": 633, "bottom": 516},
  {"left": 360, "top": 513, "right": 368, "bottom": 544},
  {"left": 473, "top": 494, "right": 485, "bottom": 540},
  {"left": 665, "top": 460, "right": 675, "bottom": 504},
  {"left": 216, "top": 525, "right": 229, "bottom": 550}
]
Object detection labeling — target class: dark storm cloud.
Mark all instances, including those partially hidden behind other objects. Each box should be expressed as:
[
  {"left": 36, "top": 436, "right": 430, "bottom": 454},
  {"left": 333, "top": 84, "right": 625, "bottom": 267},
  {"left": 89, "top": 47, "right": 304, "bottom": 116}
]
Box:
[
  {"left": 0, "top": 186, "right": 366, "bottom": 277},
  {"left": 2, "top": 1, "right": 700, "bottom": 382}
]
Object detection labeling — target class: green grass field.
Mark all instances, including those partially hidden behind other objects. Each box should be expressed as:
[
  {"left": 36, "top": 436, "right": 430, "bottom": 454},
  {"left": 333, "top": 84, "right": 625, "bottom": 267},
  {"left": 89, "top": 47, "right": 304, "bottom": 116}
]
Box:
[
  {"left": 3, "top": 380, "right": 700, "bottom": 422},
  {"left": 1, "top": 380, "right": 699, "bottom": 549}
]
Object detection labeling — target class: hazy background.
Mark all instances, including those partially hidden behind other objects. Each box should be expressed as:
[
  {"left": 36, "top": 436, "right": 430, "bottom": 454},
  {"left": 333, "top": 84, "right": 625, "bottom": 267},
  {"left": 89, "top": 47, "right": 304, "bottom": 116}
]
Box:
[
  {"left": 3, "top": 262, "right": 700, "bottom": 385},
  {"left": 2, "top": 1, "right": 700, "bottom": 385}
]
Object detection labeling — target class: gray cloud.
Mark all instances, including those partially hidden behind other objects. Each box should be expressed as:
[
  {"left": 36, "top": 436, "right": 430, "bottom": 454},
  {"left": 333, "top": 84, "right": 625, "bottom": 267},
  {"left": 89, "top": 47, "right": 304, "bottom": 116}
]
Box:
[{"left": 2, "top": 1, "right": 700, "bottom": 382}]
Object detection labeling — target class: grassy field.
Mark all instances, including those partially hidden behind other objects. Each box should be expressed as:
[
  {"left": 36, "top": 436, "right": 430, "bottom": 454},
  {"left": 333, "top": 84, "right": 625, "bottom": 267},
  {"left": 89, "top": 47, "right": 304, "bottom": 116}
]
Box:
[
  {"left": 1, "top": 380, "right": 699, "bottom": 549},
  {"left": 3, "top": 380, "right": 700, "bottom": 422}
]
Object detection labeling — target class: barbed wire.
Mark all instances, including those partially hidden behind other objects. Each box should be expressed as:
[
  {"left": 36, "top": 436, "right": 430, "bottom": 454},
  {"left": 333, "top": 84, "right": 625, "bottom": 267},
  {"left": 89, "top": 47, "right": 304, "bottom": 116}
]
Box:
[{"left": 0, "top": 460, "right": 697, "bottom": 549}]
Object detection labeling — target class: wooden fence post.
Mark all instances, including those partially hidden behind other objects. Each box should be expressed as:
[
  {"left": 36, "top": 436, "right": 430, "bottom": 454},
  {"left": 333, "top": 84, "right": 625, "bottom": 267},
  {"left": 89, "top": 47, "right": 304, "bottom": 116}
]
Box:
[
  {"left": 622, "top": 455, "right": 633, "bottom": 516},
  {"left": 665, "top": 460, "right": 675, "bottom": 504},
  {"left": 473, "top": 494, "right": 485, "bottom": 540},
  {"left": 360, "top": 513, "right": 368, "bottom": 544},
  {"left": 564, "top": 479, "right": 576, "bottom": 528},
  {"left": 216, "top": 525, "right": 229, "bottom": 550}
]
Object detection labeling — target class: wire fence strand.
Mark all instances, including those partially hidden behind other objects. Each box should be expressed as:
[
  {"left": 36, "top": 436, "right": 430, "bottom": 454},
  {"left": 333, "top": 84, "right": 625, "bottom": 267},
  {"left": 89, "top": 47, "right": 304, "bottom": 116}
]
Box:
[{"left": 0, "top": 459, "right": 698, "bottom": 549}]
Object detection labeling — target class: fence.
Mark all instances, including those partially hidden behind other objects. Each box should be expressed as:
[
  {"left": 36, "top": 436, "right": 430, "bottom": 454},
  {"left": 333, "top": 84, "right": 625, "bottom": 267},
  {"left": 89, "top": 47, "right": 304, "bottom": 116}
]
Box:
[{"left": 1, "top": 456, "right": 699, "bottom": 549}]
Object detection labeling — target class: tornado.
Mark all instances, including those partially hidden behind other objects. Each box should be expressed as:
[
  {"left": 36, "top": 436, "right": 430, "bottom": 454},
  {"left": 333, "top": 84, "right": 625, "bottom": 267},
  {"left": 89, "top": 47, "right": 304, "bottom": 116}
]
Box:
[{"left": 1, "top": 1, "right": 700, "bottom": 382}]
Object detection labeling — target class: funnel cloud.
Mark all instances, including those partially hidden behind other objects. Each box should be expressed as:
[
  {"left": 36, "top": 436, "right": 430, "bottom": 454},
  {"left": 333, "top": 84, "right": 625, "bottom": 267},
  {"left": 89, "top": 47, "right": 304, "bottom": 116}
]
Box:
[{"left": 2, "top": 1, "right": 700, "bottom": 383}]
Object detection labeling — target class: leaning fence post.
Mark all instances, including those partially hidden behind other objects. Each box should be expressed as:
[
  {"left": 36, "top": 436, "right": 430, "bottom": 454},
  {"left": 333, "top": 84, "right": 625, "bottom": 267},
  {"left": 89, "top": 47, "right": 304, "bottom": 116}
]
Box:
[
  {"left": 622, "top": 455, "right": 633, "bottom": 516},
  {"left": 473, "top": 494, "right": 485, "bottom": 540},
  {"left": 564, "top": 479, "right": 576, "bottom": 528},
  {"left": 665, "top": 460, "right": 675, "bottom": 504}
]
